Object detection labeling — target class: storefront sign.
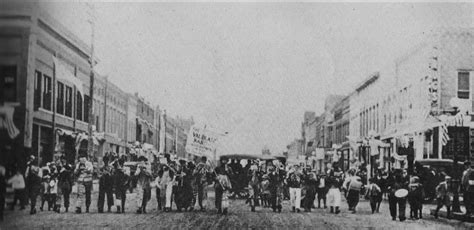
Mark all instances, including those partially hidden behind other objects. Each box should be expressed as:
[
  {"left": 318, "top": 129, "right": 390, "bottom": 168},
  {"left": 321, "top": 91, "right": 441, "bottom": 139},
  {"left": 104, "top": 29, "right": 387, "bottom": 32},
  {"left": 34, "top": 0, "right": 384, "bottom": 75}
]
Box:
[{"left": 315, "top": 148, "right": 325, "bottom": 160}]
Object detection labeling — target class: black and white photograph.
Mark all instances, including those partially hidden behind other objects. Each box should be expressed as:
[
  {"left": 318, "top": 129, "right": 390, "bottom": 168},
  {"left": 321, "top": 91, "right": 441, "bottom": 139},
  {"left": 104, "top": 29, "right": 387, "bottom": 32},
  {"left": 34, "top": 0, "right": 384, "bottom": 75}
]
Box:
[{"left": 0, "top": 0, "right": 473, "bottom": 229}]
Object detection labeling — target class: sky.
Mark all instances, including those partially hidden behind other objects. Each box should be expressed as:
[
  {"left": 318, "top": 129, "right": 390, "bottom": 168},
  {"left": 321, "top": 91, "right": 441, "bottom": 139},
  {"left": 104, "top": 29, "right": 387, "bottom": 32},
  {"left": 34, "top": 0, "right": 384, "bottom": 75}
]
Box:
[{"left": 40, "top": 1, "right": 473, "bottom": 155}]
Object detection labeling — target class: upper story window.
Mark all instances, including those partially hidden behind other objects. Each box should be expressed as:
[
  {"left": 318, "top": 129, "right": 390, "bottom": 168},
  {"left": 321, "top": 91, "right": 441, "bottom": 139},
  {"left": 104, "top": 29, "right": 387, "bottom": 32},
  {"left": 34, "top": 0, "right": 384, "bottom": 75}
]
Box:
[
  {"left": 0, "top": 65, "right": 17, "bottom": 103},
  {"left": 77, "top": 92, "right": 83, "bottom": 121},
  {"left": 34, "top": 71, "right": 42, "bottom": 110},
  {"left": 458, "top": 72, "right": 470, "bottom": 99},
  {"left": 65, "top": 86, "right": 72, "bottom": 117},
  {"left": 42, "top": 75, "right": 52, "bottom": 111},
  {"left": 57, "top": 82, "right": 65, "bottom": 115}
]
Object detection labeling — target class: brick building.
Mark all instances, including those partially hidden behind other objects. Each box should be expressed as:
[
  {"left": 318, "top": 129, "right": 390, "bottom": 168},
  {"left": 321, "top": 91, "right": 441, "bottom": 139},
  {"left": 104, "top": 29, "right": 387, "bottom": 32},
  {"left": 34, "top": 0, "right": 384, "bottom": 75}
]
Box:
[
  {"left": 0, "top": 2, "right": 99, "bottom": 167},
  {"left": 135, "top": 93, "right": 156, "bottom": 148}
]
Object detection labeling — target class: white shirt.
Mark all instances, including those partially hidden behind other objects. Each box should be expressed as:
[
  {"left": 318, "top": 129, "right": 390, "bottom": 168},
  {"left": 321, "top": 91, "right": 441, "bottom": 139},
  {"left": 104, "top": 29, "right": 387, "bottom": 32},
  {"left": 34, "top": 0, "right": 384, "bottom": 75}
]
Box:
[
  {"left": 8, "top": 174, "right": 25, "bottom": 189},
  {"left": 319, "top": 178, "right": 325, "bottom": 188}
]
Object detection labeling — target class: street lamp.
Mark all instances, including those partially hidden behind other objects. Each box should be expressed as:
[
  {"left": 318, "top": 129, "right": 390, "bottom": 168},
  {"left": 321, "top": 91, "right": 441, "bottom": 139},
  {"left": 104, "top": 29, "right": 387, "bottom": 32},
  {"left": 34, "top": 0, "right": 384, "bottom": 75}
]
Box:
[{"left": 449, "top": 97, "right": 462, "bottom": 213}]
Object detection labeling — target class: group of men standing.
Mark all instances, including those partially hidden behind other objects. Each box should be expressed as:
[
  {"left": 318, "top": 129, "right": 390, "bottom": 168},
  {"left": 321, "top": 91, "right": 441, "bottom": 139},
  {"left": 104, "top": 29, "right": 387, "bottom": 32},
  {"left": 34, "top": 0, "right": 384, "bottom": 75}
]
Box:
[
  {"left": 4, "top": 153, "right": 474, "bottom": 223},
  {"left": 132, "top": 155, "right": 213, "bottom": 214}
]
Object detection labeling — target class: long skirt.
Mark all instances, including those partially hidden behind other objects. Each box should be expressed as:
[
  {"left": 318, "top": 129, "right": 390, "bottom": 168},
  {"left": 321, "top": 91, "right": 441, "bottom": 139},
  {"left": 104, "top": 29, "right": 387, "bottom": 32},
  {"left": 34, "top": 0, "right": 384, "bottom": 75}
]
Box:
[{"left": 327, "top": 188, "right": 341, "bottom": 207}]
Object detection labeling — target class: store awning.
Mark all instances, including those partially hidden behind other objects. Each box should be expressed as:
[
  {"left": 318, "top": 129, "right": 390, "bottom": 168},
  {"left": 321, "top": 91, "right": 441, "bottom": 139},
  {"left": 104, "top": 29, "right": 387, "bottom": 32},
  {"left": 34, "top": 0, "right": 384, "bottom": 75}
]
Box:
[
  {"left": 56, "top": 128, "right": 74, "bottom": 137},
  {"left": 382, "top": 115, "right": 441, "bottom": 140}
]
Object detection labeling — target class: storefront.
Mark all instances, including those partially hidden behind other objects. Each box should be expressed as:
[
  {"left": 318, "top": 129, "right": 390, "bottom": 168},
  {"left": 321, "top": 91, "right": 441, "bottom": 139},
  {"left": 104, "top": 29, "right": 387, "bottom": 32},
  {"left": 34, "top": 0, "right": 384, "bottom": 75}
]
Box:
[
  {"left": 335, "top": 142, "right": 351, "bottom": 172},
  {"left": 0, "top": 104, "right": 23, "bottom": 169}
]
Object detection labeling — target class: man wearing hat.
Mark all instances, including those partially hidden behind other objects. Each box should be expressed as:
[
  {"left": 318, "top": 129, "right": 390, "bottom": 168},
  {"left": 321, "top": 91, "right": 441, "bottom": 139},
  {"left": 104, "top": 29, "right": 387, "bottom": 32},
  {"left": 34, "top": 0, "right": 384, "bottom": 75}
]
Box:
[
  {"left": 434, "top": 175, "right": 454, "bottom": 219},
  {"left": 248, "top": 164, "right": 262, "bottom": 211},
  {"left": 214, "top": 158, "right": 232, "bottom": 214},
  {"left": 57, "top": 163, "right": 73, "bottom": 213},
  {"left": 462, "top": 161, "right": 474, "bottom": 217},
  {"left": 135, "top": 159, "right": 153, "bottom": 214},
  {"left": 316, "top": 173, "right": 328, "bottom": 209},
  {"left": 343, "top": 169, "right": 362, "bottom": 213},
  {"left": 192, "top": 156, "right": 210, "bottom": 211},
  {"left": 24, "top": 161, "right": 41, "bottom": 215},
  {"left": 113, "top": 159, "right": 130, "bottom": 213},
  {"left": 97, "top": 156, "right": 114, "bottom": 213},
  {"left": 74, "top": 155, "right": 93, "bottom": 213},
  {"left": 387, "top": 171, "right": 408, "bottom": 221},
  {"left": 268, "top": 165, "right": 283, "bottom": 213},
  {"left": 287, "top": 165, "right": 303, "bottom": 213}
]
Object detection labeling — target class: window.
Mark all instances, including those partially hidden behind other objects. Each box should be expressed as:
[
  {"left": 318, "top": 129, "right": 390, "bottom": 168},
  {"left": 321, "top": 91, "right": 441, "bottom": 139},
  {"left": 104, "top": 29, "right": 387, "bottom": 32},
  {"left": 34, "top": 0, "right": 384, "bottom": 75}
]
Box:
[
  {"left": 34, "top": 71, "right": 42, "bottom": 110},
  {"left": 0, "top": 65, "right": 17, "bottom": 103},
  {"left": 95, "top": 115, "right": 99, "bottom": 131},
  {"left": 458, "top": 72, "right": 470, "bottom": 99},
  {"left": 84, "top": 95, "right": 90, "bottom": 123},
  {"left": 376, "top": 104, "right": 379, "bottom": 132},
  {"left": 42, "top": 75, "right": 52, "bottom": 111},
  {"left": 65, "top": 86, "right": 72, "bottom": 117},
  {"left": 76, "top": 92, "right": 83, "bottom": 121},
  {"left": 57, "top": 82, "right": 64, "bottom": 115}
]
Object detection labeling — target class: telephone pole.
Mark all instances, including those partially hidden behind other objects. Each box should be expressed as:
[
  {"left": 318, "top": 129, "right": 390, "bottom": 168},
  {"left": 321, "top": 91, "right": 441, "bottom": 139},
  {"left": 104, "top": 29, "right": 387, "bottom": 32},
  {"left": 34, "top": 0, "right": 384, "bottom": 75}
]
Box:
[{"left": 87, "top": 3, "right": 96, "bottom": 160}]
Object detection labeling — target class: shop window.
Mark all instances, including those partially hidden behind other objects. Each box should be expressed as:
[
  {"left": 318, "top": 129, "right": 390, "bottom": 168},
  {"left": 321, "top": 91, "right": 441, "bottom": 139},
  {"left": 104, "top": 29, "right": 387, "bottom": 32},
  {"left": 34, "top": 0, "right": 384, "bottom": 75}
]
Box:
[
  {"left": 65, "top": 86, "right": 72, "bottom": 117},
  {"left": 34, "top": 71, "right": 42, "bottom": 110},
  {"left": 458, "top": 72, "right": 470, "bottom": 99},
  {"left": 42, "top": 75, "right": 52, "bottom": 111},
  {"left": 57, "top": 82, "right": 64, "bottom": 115}
]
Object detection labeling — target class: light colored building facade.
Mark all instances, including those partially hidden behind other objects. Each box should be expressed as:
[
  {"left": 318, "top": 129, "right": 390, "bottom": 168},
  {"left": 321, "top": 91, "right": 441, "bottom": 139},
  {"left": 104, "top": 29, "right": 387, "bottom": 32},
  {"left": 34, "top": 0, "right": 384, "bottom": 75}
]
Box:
[
  {"left": 301, "top": 111, "right": 317, "bottom": 156},
  {"left": 286, "top": 138, "right": 304, "bottom": 164},
  {"left": 95, "top": 75, "right": 128, "bottom": 155},
  {"left": 333, "top": 95, "right": 350, "bottom": 171},
  {"left": 163, "top": 113, "right": 176, "bottom": 155},
  {"left": 153, "top": 106, "right": 162, "bottom": 152},
  {"left": 125, "top": 93, "right": 137, "bottom": 144},
  {"left": 347, "top": 28, "right": 474, "bottom": 174}
]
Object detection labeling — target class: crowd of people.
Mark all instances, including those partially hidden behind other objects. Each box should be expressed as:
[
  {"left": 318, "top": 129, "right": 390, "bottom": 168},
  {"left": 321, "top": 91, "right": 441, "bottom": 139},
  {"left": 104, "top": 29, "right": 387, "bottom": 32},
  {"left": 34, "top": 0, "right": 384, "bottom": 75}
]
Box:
[{"left": 1, "top": 153, "right": 474, "bottom": 223}]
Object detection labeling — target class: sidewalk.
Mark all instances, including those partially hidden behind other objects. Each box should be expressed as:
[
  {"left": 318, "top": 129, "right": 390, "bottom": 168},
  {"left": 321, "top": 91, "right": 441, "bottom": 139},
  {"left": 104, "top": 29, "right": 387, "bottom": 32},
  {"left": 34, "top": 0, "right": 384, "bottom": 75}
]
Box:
[{"left": 428, "top": 208, "right": 474, "bottom": 223}]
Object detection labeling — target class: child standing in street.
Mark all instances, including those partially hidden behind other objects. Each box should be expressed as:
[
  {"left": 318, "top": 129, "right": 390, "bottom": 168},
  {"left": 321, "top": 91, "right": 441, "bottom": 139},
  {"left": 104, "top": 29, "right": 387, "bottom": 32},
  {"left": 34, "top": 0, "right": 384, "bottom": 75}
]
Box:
[
  {"left": 40, "top": 169, "right": 51, "bottom": 211},
  {"left": 260, "top": 174, "right": 270, "bottom": 208},
  {"left": 408, "top": 176, "right": 424, "bottom": 219},
  {"left": 48, "top": 172, "right": 58, "bottom": 212}
]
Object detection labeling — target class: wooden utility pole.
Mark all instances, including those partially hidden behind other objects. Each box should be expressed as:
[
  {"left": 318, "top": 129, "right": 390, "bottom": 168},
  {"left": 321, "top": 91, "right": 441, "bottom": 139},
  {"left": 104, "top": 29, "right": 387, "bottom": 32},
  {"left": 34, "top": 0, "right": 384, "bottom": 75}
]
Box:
[{"left": 87, "top": 3, "right": 96, "bottom": 160}]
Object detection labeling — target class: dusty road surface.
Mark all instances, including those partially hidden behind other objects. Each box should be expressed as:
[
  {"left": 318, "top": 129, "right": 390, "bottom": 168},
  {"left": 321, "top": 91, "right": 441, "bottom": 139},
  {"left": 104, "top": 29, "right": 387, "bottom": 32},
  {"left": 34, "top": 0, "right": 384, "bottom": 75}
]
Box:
[{"left": 2, "top": 189, "right": 474, "bottom": 230}]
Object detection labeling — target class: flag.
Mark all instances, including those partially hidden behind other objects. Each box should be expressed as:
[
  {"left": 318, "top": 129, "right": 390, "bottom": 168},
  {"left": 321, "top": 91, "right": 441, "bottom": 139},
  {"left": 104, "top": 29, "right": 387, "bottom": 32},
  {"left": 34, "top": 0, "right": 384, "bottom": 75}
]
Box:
[
  {"left": 53, "top": 56, "right": 84, "bottom": 95},
  {"left": 0, "top": 105, "right": 20, "bottom": 139},
  {"left": 441, "top": 122, "right": 450, "bottom": 146}
]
